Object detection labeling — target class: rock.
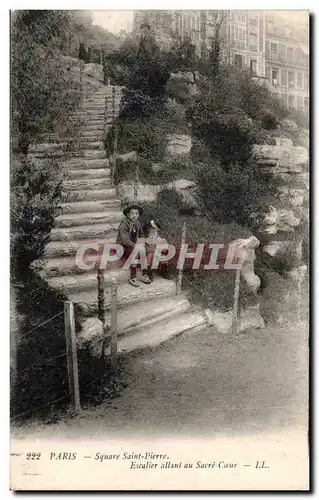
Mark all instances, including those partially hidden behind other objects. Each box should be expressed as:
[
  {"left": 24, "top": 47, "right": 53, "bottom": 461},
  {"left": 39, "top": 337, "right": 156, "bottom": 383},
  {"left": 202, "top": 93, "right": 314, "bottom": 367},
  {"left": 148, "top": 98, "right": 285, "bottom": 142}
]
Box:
[
  {"left": 205, "top": 304, "right": 265, "bottom": 334},
  {"left": 281, "top": 137, "right": 294, "bottom": 148},
  {"left": 280, "top": 119, "right": 298, "bottom": 130},
  {"left": 167, "top": 179, "right": 196, "bottom": 191},
  {"left": 166, "top": 134, "right": 192, "bottom": 156},
  {"left": 263, "top": 207, "right": 300, "bottom": 233},
  {"left": 78, "top": 317, "right": 104, "bottom": 344},
  {"left": 83, "top": 63, "right": 104, "bottom": 83},
  {"left": 151, "top": 162, "right": 164, "bottom": 173},
  {"left": 286, "top": 264, "right": 308, "bottom": 283},
  {"left": 118, "top": 182, "right": 160, "bottom": 202},
  {"left": 117, "top": 151, "right": 138, "bottom": 163},
  {"left": 233, "top": 236, "right": 261, "bottom": 294}
]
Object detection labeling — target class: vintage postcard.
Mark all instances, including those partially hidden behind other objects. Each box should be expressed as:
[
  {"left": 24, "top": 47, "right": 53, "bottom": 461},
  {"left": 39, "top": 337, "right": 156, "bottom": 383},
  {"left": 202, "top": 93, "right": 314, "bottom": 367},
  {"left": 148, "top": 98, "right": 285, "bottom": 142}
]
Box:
[{"left": 10, "top": 9, "right": 309, "bottom": 491}]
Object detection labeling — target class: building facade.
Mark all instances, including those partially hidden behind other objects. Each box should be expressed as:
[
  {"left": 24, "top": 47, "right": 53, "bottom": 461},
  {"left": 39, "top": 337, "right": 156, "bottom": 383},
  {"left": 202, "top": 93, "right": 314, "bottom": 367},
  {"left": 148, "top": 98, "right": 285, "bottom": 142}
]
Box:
[{"left": 132, "top": 10, "right": 309, "bottom": 111}]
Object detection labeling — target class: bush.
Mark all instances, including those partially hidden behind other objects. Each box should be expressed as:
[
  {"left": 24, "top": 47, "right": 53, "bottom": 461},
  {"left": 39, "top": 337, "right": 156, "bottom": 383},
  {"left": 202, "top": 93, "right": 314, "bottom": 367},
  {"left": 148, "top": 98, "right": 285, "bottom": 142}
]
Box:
[
  {"left": 261, "top": 110, "right": 279, "bottom": 130},
  {"left": 11, "top": 156, "right": 63, "bottom": 273},
  {"left": 195, "top": 157, "right": 278, "bottom": 229}
]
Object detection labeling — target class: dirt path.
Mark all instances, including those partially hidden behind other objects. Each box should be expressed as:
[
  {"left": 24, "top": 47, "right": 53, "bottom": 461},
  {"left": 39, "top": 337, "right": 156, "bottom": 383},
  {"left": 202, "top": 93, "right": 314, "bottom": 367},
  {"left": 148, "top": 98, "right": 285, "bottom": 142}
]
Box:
[{"left": 13, "top": 321, "right": 308, "bottom": 439}]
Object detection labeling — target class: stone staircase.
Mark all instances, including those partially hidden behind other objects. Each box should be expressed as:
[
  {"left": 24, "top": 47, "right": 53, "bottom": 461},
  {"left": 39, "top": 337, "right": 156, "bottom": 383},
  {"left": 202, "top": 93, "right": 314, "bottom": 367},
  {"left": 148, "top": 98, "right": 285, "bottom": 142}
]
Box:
[{"left": 30, "top": 85, "right": 208, "bottom": 354}]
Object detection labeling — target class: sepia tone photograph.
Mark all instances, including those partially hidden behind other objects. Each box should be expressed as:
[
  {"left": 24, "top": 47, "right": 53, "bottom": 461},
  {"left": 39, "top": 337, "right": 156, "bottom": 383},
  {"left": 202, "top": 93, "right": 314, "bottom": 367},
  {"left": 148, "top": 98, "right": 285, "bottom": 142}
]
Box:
[{"left": 10, "top": 8, "right": 309, "bottom": 490}]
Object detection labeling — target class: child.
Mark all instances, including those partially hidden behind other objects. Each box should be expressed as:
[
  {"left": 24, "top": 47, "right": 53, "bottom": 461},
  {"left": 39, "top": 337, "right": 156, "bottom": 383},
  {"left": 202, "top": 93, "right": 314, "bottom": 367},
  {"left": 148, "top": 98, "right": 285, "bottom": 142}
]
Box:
[{"left": 117, "top": 204, "right": 152, "bottom": 287}]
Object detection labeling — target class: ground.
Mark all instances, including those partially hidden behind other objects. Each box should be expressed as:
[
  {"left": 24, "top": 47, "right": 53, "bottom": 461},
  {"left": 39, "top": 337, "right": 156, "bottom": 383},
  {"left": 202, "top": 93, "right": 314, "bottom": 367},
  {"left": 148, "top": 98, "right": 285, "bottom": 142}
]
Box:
[{"left": 12, "top": 320, "right": 308, "bottom": 439}]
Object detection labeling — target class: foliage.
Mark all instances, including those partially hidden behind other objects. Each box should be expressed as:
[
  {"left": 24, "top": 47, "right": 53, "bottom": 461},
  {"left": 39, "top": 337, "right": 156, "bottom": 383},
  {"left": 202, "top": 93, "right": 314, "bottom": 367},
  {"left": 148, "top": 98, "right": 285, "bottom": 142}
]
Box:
[
  {"left": 11, "top": 157, "right": 63, "bottom": 273},
  {"left": 11, "top": 10, "right": 82, "bottom": 154},
  {"left": 195, "top": 157, "right": 277, "bottom": 229}
]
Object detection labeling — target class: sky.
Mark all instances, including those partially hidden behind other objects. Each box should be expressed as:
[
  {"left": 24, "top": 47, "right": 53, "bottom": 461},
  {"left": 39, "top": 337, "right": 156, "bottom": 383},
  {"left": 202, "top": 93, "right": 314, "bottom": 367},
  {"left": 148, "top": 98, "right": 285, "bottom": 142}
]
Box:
[{"left": 90, "top": 9, "right": 309, "bottom": 35}]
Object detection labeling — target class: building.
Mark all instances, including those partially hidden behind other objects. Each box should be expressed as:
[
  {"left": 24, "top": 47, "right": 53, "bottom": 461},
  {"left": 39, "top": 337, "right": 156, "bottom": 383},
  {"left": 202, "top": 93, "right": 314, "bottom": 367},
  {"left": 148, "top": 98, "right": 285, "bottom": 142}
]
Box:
[
  {"left": 132, "top": 10, "right": 309, "bottom": 111},
  {"left": 264, "top": 12, "right": 309, "bottom": 112}
]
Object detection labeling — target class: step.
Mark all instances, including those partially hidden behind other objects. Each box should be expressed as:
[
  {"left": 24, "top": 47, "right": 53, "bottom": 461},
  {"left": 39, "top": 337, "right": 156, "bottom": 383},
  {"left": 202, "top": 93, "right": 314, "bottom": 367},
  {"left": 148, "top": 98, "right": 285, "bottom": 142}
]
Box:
[
  {"left": 48, "top": 268, "right": 129, "bottom": 293},
  {"left": 105, "top": 310, "right": 207, "bottom": 354},
  {"left": 55, "top": 210, "right": 122, "bottom": 228},
  {"left": 65, "top": 168, "right": 111, "bottom": 179},
  {"left": 63, "top": 178, "right": 111, "bottom": 191},
  {"left": 44, "top": 234, "right": 118, "bottom": 258},
  {"left": 42, "top": 254, "right": 125, "bottom": 278},
  {"left": 29, "top": 141, "right": 104, "bottom": 153},
  {"left": 50, "top": 221, "right": 120, "bottom": 241},
  {"left": 61, "top": 188, "right": 117, "bottom": 202},
  {"left": 32, "top": 149, "right": 106, "bottom": 160},
  {"left": 69, "top": 277, "right": 177, "bottom": 312},
  {"left": 60, "top": 199, "right": 120, "bottom": 214},
  {"left": 105, "top": 296, "right": 191, "bottom": 336},
  {"left": 63, "top": 158, "right": 109, "bottom": 169}
]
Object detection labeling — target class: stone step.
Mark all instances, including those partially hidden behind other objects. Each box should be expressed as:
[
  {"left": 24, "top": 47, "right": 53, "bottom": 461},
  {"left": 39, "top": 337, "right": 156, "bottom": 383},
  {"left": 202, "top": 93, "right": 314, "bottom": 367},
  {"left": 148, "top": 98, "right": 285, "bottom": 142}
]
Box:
[
  {"left": 65, "top": 168, "right": 111, "bottom": 179},
  {"left": 105, "top": 296, "right": 191, "bottom": 336},
  {"left": 32, "top": 149, "right": 106, "bottom": 160},
  {"left": 50, "top": 221, "right": 120, "bottom": 241},
  {"left": 44, "top": 234, "right": 118, "bottom": 258},
  {"left": 63, "top": 178, "right": 111, "bottom": 191},
  {"left": 63, "top": 158, "right": 109, "bottom": 170},
  {"left": 62, "top": 188, "right": 117, "bottom": 202},
  {"left": 105, "top": 310, "right": 207, "bottom": 354},
  {"left": 69, "top": 277, "right": 177, "bottom": 312},
  {"left": 48, "top": 268, "right": 128, "bottom": 293},
  {"left": 29, "top": 141, "right": 104, "bottom": 153},
  {"left": 55, "top": 210, "right": 122, "bottom": 228},
  {"left": 42, "top": 254, "right": 124, "bottom": 278},
  {"left": 60, "top": 199, "right": 120, "bottom": 214}
]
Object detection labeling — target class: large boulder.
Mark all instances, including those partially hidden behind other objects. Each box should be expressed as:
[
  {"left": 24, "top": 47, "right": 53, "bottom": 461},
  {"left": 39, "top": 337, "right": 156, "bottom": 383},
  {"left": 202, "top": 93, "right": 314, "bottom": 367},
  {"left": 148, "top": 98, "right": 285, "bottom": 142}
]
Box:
[{"left": 263, "top": 206, "right": 300, "bottom": 234}]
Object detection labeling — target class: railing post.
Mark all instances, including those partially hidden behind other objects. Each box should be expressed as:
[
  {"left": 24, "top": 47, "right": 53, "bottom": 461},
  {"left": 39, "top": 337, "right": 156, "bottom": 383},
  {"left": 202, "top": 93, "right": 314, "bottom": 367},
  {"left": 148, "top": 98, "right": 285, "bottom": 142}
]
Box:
[
  {"left": 110, "top": 277, "right": 118, "bottom": 374},
  {"left": 104, "top": 96, "right": 108, "bottom": 138},
  {"left": 232, "top": 268, "right": 241, "bottom": 335},
  {"left": 97, "top": 268, "right": 105, "bottom": 325},
  {"left": 64, "top": 301, "right": 81, "bottom": 414},
  {"left": 176, "top": 222, "right": 187, "bottom": 295}
]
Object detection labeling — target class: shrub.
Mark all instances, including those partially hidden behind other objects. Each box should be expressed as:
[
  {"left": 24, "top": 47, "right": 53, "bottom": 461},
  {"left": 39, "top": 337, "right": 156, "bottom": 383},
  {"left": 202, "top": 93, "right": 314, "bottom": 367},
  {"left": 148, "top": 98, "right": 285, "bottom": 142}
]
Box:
[
  {"left": 261, "top": 110, "right": 279, "bottom": 130},
  {"left": 11, "top": 156, "right": 63, "bottom": 274},
  {"left": 195, "top": 157, "right": 278, "bottom": 229}
]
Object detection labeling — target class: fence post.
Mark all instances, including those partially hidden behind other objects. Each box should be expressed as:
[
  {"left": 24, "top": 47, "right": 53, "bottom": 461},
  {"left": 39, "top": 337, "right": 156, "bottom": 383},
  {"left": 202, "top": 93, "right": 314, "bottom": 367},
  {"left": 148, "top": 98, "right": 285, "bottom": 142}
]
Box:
[
  {"left": 110, "top": 277, "right": 118, "bottom": 373},
  {"left": 176, "top": 222, "right": 187, "bottom": 295},
  {"left": 64, "top": 301, "right": 81, "bottom": 414},
  {"left": 104, "top": 96, "right": 108, "bottom": 138},
  {"left": 97, "top": 268, "right": 105, "bottom": 325},
  {"left": 232, "top": 268, "right": 241, "bottom": 335}
]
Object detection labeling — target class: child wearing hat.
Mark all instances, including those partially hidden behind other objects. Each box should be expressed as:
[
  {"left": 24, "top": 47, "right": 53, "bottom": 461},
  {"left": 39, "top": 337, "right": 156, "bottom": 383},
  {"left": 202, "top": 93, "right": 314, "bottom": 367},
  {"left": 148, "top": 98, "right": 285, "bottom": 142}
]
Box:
[{"left": 117, "top": 204, "right": 152, "bottom": 287}]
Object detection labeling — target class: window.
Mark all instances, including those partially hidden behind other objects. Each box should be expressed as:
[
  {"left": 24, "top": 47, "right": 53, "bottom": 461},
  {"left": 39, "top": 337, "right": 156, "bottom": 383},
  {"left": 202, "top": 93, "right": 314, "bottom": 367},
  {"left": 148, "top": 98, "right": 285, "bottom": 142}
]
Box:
[
  {"left": 266, "top": 21, "right": 275, "bottom": 32},
  {"left": 250, "top": 59, "right": 257, "bottom": 75},
  {"left": 281, "top": 92, "right": 287, "bottom": 106},
  {"left": 236, "top": 11, "right": 246, "bottom": 23},
  {"left": 297, "top": 72, "right": 303, "bottom": 89},
  {"left": 281, "top": 69, "right": 287, "bottom": 86},
  {"left": 288, "top": 71, "right": 295, "bottom": 88},
  {"left": 297, "top": 95, "right": 303, "bottom": 110},
  {"left": 234, "top": 54, "right": 243, "bottom": 68},
  {"left": 287, "top": 47, "right": 294, "bottom": 60},
  {"left": 304, "top": 97, "right": 309, "bottom": 109},
  {"left": 249, "top": 15, "right": 258, "bottom": 26},
  {"left": 304, "top": 74, "right": 309, "bottom": 91},
  {"left": 270, "top": 42, "right": 278, "bottom": 52},
  {"left": 272, "top": 68, "right": 279, "bottom": 85},
  {"left": 249, "top": 32, "right": 257, "bottom": 51},
  {"left": 288, "top": 95, "right": 295, "bottom": 109}
]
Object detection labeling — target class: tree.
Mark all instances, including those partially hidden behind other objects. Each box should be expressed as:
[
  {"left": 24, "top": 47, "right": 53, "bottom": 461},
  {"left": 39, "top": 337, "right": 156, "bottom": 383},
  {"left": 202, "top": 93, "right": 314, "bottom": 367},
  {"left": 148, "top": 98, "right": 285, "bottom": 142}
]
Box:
[
  {"left": 11, "top": 10, "right": 81, "bottom": 154},
  {"left": 207, "top": 10, "right": 229, "bottom": 78}
]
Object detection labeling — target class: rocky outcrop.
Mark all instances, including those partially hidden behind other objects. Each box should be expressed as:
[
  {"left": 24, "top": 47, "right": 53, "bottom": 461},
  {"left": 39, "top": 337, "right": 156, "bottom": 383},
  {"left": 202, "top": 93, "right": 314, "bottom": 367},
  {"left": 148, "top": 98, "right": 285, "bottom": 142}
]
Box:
[{"left": 118, "top": 178, "right": 197, "bottom": 205}]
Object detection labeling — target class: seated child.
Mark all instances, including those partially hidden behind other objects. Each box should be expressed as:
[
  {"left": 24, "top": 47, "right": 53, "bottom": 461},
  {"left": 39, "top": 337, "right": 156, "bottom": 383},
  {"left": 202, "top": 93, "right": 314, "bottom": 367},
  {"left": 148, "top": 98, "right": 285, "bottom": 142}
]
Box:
[{"left": 116, "top": 204, "right": 152, "bottom": 287}]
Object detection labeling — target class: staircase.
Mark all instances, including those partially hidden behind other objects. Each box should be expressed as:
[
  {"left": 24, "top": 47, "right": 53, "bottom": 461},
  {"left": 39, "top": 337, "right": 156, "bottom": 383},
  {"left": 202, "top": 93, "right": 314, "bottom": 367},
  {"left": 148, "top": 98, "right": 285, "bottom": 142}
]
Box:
[{"left": 30, "top": 85, "right": 208, "bottom": 354}]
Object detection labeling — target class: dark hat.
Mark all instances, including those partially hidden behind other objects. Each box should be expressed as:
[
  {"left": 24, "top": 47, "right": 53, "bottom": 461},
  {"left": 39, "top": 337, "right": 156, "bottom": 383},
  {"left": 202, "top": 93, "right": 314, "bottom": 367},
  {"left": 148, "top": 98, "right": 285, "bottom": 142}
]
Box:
[
  {"left": 123, "top": 204, "right": 143, "bottom": 217},
  {"left": 140, "top": 22, "right": 151, "bottom": 29}
]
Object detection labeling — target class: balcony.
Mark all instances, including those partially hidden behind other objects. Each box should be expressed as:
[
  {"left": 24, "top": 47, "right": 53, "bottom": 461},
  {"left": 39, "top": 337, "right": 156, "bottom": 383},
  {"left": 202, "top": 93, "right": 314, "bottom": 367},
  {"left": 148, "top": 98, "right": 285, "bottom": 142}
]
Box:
[{"left": 266, "top": 51, "right": 308, "bottom": 68}]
